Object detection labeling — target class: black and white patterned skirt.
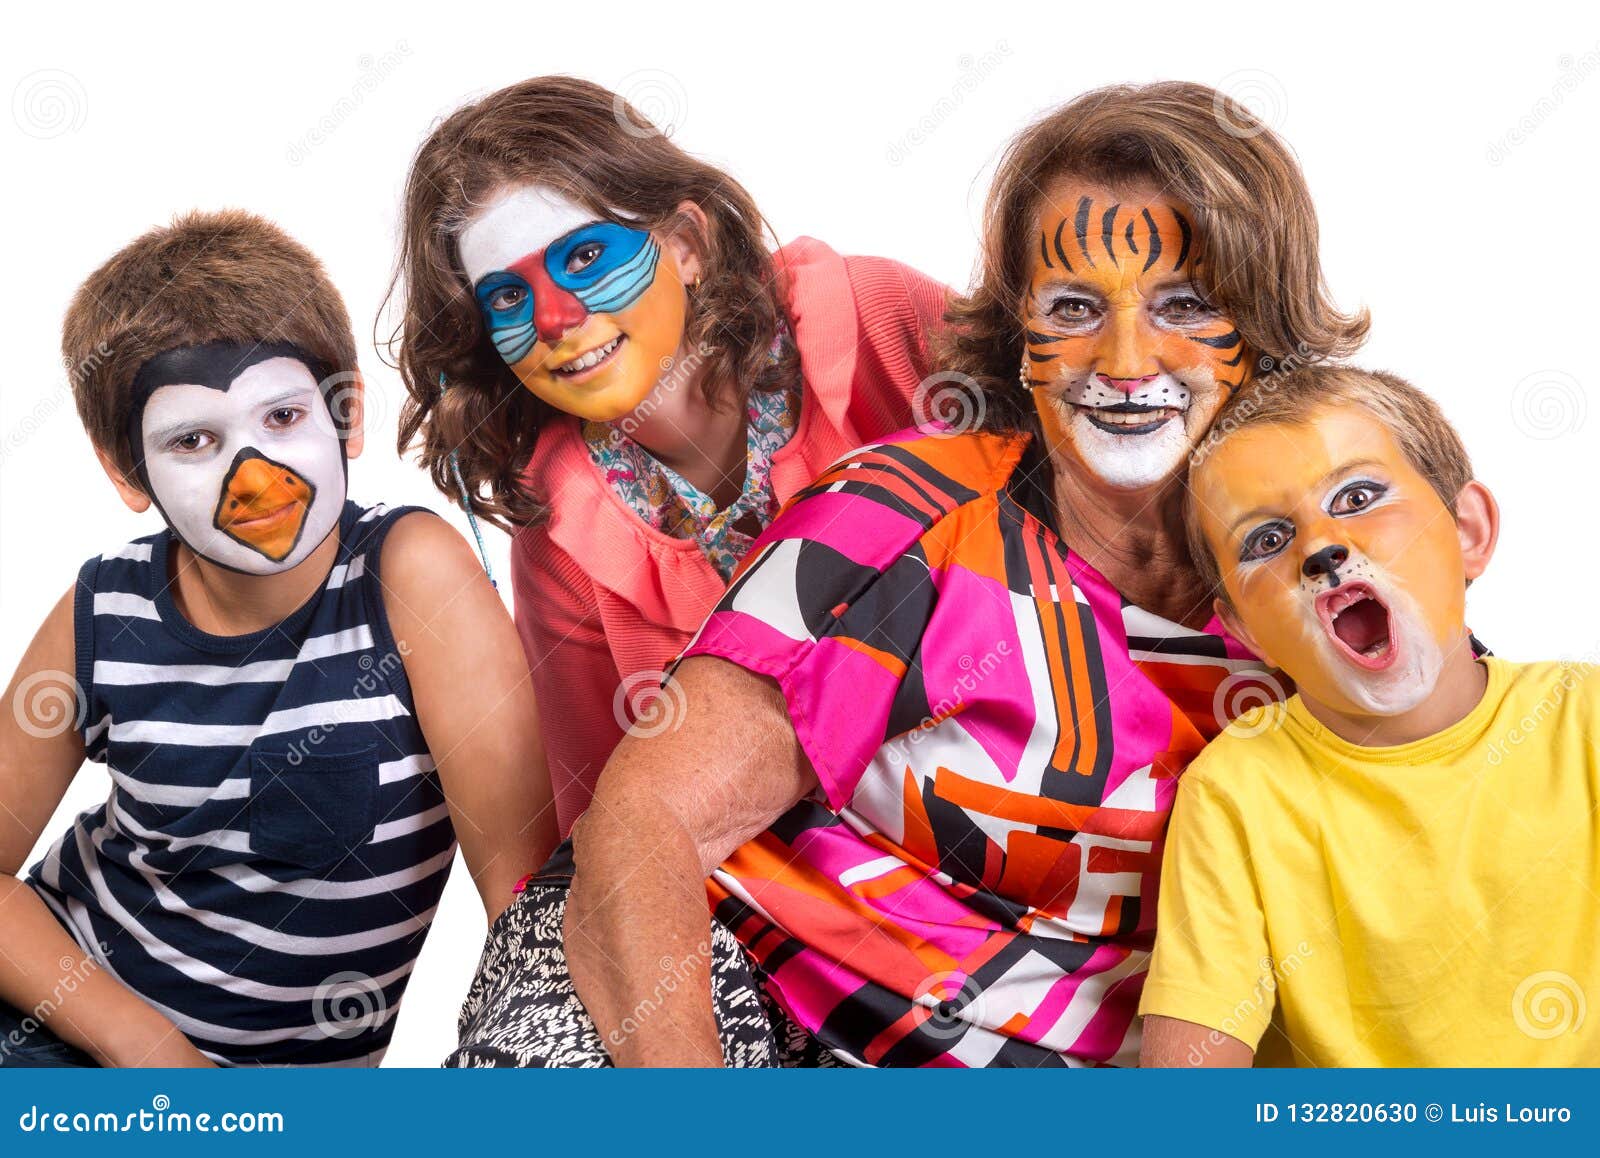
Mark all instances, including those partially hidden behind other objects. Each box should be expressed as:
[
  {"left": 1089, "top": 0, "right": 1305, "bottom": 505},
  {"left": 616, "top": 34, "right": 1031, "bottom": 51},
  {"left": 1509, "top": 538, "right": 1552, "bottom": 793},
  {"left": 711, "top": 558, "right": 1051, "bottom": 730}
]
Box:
[{"left": 446, "top": 857, "right": 839, "bottom": 1068}]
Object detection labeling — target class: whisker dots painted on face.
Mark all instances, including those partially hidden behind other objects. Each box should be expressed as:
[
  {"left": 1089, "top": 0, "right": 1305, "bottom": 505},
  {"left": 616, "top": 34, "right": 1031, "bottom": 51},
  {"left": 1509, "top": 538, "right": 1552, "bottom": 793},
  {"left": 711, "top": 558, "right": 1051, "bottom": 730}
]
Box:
[{"left": 1022, "top": 181, "right": 1255, "bottom": 491}]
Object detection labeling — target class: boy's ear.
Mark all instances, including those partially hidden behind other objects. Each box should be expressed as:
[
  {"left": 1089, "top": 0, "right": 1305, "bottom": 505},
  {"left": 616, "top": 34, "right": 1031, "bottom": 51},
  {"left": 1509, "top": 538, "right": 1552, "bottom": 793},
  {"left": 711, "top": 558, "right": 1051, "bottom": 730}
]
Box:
[
  {"left": 337, "top": 373, "right": 365, "bottom": 461},
  {"left": 94, "top": 446, "right": 151, "bottom": 513},
  {"left": 1453, "top": 480, "right": 1498, "bottom": 583},
  {"left": 1212, "top": 594, "right": 1272, "bottom": 667},
  {"left": 661, "top": 199, "right": 709, "bottom": 288}
]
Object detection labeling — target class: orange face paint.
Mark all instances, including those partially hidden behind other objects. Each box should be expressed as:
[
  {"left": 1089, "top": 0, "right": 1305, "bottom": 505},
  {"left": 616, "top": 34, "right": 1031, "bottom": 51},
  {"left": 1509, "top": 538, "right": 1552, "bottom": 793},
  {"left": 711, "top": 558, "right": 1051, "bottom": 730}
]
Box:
[
  {"left": 1024, "top": 179, "right": 1252, "bottom": 491},
  {"left": 213, "top": 453, "right": 315, "bottom": 562},
  {"left": 458, "top": 187, "right": 689, "bottom": 423},
  {"left": 1191, "top": 406, "right": 1469, "bottom": 717}
]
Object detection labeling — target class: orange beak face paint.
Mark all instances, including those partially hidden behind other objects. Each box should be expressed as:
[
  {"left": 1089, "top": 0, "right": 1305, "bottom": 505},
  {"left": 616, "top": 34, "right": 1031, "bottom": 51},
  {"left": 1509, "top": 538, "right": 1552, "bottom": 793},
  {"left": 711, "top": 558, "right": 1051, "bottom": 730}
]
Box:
[
  {"left": 1191, "top": 405, "right": 1468, "bottom": 717},
  {"left": 457, "top": 186, "right": 688, "bottom": 423},
  {"left": 213, "top": 451, "right": 316, "bottom": 562},
  {"left": 131, "top": 343, "right": 346, "bottom": 574},
  {"left": 1024, "top": 178, "right": 1252, "bottom": 491}
]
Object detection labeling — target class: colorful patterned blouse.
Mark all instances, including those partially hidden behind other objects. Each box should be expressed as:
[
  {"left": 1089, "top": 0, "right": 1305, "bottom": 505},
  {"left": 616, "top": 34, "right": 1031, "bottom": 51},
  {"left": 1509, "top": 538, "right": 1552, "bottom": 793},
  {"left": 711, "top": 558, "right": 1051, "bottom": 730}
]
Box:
[
  {"left": 679, "top": 427, "right": 1279, "bottom": 1067},
  {"left": 584, "top": 376, "right": 799, "bottom": 581}
]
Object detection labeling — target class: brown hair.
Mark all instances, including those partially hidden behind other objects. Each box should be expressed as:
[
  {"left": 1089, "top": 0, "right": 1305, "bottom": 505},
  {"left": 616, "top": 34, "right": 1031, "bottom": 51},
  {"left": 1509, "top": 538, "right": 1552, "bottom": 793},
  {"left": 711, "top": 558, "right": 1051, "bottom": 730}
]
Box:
[
  {"left": 385, "top": 75, "right": 798, "bottom": 530},
  {"left": 63, "top": 208, "right": 359, "bottom": 480},
  {"left": 1183, "top": 364, "right": 1475, "bottom": 598},
  {"left": 938, "top": 80, "right": 1370, "bottom": 436}
]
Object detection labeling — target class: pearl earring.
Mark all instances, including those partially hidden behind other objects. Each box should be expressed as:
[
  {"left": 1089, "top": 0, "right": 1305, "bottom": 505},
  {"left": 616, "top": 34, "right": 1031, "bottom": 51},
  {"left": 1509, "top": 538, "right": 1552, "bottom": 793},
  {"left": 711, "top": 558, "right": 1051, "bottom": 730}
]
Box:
[{"left": 1018, "top": 360, "right": 1032, "bottom": 392}]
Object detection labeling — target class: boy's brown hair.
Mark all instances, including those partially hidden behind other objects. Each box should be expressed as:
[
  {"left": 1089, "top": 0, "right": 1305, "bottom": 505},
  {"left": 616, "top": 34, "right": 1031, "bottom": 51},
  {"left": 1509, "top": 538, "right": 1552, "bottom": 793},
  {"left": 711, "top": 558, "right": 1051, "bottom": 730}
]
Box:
[
  {"left": 63, "top": 208, "right": 359, "bottom": 480},
  {"left": 1184, "top": 364, "right": 1475, "bottom": 599}
]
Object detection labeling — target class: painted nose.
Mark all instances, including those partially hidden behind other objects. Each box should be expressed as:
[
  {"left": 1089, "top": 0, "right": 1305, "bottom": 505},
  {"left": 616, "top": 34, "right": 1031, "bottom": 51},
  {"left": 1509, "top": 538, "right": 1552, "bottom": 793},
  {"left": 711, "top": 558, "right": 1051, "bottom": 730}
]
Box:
[
  {"left": 1301, "top": 544, "right": 1349, "bottom": 585},
  {"left": 1098, "top": 373, "right": 1158, "bottom": 395},
  {"left": 524, "top": 262, "right": 590, "bottom": 346}
]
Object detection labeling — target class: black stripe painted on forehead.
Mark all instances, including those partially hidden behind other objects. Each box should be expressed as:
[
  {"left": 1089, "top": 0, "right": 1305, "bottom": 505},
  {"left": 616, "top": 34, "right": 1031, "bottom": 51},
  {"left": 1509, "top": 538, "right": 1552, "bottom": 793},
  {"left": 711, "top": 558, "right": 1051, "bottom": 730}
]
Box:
[
  {"left": 1100, "top": 204, "right": 1120, "bottom": 263},
  {"left": 1052, "top": 219, "right": 1073, "bottom": 271},
  {"left": 1172, "top": 209, "right": 1193, "bottom": 271},
  {"left": 1074, "top": 197, "right": 1095, "bottom": 267},
  {"left": 124, "top": 340, "right": 334, "bottom": 477},
  {"left": 1141, "top": 209, "right": 1162, "bottom": 272},
  {"left": 130, "top": 340, "right": 328, "bottom": 408}
]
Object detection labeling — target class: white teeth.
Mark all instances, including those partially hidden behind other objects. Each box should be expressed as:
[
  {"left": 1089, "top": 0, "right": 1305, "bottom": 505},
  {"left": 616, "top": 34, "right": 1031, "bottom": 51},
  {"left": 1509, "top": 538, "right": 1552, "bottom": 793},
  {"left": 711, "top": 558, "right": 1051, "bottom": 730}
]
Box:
[
  {"left": 557, "top": 335, "right": 622, "bottom": 374},
  {"left": 1085, "top": 407, "right": 1178, "bottom": 427}
]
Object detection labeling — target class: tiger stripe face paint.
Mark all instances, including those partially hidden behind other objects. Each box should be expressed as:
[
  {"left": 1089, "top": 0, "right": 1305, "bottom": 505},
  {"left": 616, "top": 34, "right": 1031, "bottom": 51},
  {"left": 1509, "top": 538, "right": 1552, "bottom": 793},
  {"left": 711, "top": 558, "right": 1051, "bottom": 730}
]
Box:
[
  {"left": 458, "top": 186, "right": 688, "bottom": 422},
  {"left": 1024, "top": 179, "right": 1252, "bottom": 491},
  {"left": 1192, "top": 406, "right": 1463, "bottom": 717},
  {"left": 130, "top": 342, "right": 346, "bottom": 575}
]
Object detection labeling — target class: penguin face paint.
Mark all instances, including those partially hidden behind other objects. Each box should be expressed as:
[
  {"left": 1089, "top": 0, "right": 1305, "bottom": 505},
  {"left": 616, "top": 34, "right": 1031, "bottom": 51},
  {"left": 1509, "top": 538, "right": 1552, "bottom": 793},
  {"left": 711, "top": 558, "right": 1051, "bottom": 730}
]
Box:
[
  {"left": 129, "top": 342, "right": 346, "bottom": 575},
  {"left": 457, "top": 186, "right": 688, "bottom": 423},
  {"left": 1192, "top": 406, "right": 1465, "bottom": 717},
  {"left": 1023, "top": 178, "right": 1251, "bottom": 492}
]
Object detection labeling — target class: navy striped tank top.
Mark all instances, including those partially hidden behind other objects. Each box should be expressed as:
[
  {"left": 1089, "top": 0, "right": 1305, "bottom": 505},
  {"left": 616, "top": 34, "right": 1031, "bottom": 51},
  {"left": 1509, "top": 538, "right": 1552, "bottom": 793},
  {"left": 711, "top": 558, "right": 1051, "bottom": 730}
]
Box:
[{"left": 28, "top": 502, "right": 456, "bottom": 1066}]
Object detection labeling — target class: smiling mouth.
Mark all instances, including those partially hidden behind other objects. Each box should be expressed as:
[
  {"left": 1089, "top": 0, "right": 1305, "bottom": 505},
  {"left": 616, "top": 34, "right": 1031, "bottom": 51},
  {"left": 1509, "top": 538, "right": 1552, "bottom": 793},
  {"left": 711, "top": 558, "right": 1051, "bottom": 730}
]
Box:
[
  {"left": 552, "top": 334, "right": 625, "bottom": 378},
  {"left": 223, "top": 501, "right": 299, "bottom": 533},
  {"left": 1073, "top": 402, "right": 1183, "bottom": 436},
  {"left": 1316, "top": 581, "right": 1398, "bottom": 671}
]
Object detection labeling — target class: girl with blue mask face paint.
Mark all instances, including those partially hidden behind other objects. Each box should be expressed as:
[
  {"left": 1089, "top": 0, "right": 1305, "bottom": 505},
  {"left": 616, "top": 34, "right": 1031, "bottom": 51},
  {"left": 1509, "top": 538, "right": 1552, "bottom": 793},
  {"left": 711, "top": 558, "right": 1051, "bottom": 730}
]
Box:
[{"left": 390, "top": 75, "right": 950, "bottom": 839}]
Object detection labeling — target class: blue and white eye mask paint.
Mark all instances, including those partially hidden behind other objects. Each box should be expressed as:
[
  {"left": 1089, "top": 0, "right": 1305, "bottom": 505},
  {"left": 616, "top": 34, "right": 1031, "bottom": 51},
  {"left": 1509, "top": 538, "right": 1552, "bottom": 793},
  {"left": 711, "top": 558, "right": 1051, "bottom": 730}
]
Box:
[{"left": 455, "top": 185, "right": 687, "bottom": 424}]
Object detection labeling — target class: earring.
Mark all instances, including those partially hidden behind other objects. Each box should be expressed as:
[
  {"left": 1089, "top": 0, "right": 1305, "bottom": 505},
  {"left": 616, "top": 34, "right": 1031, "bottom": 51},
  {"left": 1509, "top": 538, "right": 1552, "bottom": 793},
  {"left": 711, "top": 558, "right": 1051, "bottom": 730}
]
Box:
[{"left": 1018, "top": 360, "right": 1032, "bottom": 392}]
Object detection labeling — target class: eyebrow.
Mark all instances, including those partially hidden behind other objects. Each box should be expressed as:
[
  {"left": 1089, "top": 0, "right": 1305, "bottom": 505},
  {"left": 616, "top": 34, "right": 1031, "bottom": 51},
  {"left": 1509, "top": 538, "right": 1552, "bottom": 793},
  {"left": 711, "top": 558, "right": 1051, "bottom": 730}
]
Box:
[
  {"left": 144, "top": 386, "right": 317, "bottom": 446},
  {"left": 1223, "top": 457, "right": 1389, "bottom": 535}
]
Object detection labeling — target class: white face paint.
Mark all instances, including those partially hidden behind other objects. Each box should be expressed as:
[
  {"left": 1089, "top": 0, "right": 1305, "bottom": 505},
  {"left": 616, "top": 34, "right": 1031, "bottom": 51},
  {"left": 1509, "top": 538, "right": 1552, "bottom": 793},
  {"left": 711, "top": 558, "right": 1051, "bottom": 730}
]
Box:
[
  {"left": 456, "top": 186, "right": 596, "bottom": 287},
  {"left": 138, "top": 358, "right": 345, "bottom": 574}
]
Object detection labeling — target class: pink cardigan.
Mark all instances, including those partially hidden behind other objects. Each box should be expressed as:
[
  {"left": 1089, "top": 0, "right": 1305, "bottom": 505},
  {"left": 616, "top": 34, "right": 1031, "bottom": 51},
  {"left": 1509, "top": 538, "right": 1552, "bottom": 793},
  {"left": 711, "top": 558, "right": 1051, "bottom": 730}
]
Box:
[{"left": 511, "top": 237, "right": 948, "bottom": 836}]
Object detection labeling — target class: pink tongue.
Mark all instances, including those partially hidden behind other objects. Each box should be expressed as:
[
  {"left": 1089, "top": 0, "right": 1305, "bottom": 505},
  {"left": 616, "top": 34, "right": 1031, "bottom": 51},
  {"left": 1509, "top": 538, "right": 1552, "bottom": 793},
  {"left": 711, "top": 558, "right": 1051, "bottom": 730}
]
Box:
[{"left": 1333, "top": 597, "right": 1389, "bottom": 654}]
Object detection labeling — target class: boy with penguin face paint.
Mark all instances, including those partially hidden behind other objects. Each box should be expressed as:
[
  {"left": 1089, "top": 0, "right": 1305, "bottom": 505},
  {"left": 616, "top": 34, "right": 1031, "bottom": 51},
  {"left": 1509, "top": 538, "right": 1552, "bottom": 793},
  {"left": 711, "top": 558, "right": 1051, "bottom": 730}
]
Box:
[
  {"left": 0, "top": 210, "right": 555, "bottom": 1068},
  {"left": 125, "top": 340, "right": 348, "bottom": 574}
]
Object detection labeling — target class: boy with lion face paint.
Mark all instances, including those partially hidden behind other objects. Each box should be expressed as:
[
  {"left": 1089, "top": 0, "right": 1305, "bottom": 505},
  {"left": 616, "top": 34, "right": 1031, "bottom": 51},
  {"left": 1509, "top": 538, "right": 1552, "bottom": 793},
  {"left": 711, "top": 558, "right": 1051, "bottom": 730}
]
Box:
[
  {"left": 0, "top": 211, "right": 555, "bottom": 1067},
  {"left": 1140, "top": 365, "right": 1600, "bottom": 1068}
]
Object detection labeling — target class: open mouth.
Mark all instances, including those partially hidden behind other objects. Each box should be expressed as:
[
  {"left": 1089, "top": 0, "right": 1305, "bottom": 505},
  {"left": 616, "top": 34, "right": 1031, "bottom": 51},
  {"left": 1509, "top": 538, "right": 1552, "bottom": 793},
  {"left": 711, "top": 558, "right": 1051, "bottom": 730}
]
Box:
[
  {"left": 553, "top": 334, "right": 625, "bottom": 379},
  {"left": 1315, "top": 581, "right": 1398, "bottom": 671},
  {"left": 1074, "top": 402, "right": 1182, "bottom": 436}
]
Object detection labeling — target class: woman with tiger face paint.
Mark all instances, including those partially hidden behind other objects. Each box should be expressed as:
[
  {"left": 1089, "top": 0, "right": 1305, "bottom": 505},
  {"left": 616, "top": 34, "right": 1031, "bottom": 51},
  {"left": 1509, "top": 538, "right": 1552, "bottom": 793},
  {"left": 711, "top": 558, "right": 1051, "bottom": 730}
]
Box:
[{"left": 455, "top": 82, "right": 1369, "bottom": 1070}]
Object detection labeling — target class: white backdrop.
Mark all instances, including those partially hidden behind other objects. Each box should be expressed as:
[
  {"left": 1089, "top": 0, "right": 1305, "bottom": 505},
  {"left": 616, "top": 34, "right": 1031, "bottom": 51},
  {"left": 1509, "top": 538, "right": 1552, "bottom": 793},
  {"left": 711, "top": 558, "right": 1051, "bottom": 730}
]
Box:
[{"left": 3, "top": 0, "right": 1597, "bottom": 1066}]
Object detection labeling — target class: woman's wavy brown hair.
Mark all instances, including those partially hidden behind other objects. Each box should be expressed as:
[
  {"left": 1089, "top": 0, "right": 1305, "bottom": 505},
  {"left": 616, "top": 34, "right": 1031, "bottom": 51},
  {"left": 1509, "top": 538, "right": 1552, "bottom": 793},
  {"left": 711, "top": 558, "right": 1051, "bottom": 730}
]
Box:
[
  {"left": 385, "top": 75, "right": 797, "bottom": 529},
  {"left": 938, "top": 80, "right": 1370, "bottom": 436}
]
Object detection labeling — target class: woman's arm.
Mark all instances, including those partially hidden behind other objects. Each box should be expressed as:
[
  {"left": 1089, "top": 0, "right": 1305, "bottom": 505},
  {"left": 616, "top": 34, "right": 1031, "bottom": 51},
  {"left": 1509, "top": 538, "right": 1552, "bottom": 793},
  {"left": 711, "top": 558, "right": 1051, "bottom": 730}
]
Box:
[
  {"left": 0, "top": 588, "right": 211, "bottom": 1066},
  {"left": 565, "top": 655, "right": 817, "bottom": 1066},
  {"left": 381, "top": 514, "right": 558, "bottom": 919}
]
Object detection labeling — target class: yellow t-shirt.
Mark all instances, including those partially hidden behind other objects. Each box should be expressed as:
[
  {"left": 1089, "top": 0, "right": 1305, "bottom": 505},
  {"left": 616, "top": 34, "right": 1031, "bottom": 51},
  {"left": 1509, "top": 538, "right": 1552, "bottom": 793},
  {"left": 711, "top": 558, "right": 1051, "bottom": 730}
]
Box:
[{"left": 1141, "top": 657, "right": 1600, "bottom": 1067}]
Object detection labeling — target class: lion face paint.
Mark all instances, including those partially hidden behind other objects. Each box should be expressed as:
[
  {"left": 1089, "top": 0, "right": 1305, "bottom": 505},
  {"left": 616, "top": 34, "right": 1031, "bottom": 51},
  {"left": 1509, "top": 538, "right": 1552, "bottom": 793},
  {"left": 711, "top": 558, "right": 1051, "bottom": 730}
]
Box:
[
  {"left": 1023, "top": 179, "right": 1251, "bottom": 491},
  {"left": 1192, "top": 406, "right": 1468, "bottom": 718},
  {"left": 457, "top": 186, "right": 687, "bottom": 423},
  {"left": 130, "top": 343, "right": 346, "bottom": 575}
]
